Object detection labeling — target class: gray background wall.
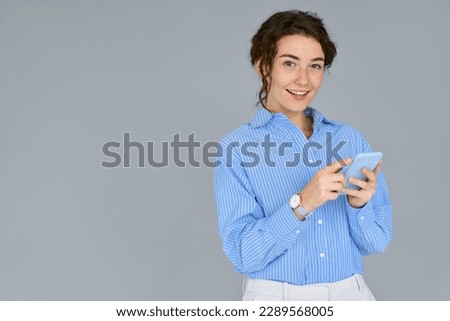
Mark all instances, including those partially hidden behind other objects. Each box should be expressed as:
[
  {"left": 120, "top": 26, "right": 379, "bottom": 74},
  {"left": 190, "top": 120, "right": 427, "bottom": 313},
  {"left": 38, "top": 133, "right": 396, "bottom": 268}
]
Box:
[{"left": 0, "top": 0, "right": 449, "bottom": 300}]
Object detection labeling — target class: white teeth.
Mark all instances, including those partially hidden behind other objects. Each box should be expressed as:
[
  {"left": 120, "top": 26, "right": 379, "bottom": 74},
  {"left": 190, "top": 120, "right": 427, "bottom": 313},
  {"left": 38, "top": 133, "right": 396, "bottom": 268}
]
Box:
[{"left": 287, "top": 89, "right": 308, "bottom": 95}]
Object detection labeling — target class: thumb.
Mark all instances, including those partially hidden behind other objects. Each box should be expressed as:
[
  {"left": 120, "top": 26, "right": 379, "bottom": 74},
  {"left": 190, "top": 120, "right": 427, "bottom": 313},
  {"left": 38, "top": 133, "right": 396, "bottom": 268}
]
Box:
[{"left": 324, "top": 158, "right": 352, "bottom": 173}]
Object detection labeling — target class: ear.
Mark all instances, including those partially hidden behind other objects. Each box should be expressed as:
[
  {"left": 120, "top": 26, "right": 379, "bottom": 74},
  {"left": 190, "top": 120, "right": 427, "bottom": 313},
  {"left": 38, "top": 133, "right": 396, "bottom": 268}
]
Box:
[{"left": 254, "top": 60, "right": 262, "bottom": 78}]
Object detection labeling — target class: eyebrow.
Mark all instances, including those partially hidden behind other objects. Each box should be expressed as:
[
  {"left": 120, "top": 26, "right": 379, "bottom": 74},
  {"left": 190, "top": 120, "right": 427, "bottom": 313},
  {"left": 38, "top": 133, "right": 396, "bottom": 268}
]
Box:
[{"left": 279, "top": 54, "right": 324, "bottom": 62}]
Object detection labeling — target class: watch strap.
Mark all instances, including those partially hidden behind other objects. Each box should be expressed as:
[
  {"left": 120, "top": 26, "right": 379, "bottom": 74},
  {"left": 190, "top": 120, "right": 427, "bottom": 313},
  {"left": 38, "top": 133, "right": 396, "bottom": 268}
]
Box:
[
  {"left": 294, "top": 204, "right": 311, "bottom": 218},
  {"left": 295, "top": 194, "right": 312, "bottom": 218}
]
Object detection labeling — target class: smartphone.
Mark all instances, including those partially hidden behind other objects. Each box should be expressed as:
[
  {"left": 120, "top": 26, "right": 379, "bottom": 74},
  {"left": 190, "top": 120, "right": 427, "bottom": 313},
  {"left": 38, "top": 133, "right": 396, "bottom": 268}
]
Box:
[{"left": 344, "top": 152, "right": 383, "bottom": 190}]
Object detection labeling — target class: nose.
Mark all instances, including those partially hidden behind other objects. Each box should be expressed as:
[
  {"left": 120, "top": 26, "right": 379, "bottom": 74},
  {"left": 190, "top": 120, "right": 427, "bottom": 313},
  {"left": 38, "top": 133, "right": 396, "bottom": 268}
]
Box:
[{"left": 295, "top": 67, "right": 309, "bottom": 86}]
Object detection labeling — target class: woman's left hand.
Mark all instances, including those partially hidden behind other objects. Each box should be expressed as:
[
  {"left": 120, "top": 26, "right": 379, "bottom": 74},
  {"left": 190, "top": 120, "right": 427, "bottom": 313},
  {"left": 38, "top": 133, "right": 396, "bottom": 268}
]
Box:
[{"left": 342, "top": 161, "right": 382, "bottom": 208}]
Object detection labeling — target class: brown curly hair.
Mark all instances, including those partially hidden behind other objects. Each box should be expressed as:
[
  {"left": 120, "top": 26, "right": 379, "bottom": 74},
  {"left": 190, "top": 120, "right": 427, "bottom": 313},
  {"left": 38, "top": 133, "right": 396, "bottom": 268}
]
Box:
[{"left": 250, "top": 10, "right": 337, "bottom": 108}]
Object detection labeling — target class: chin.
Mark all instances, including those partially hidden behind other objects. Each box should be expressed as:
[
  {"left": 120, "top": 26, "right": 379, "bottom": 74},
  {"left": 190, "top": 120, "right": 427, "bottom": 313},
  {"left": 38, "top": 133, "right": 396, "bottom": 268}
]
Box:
[{"left": 287, "top": 103, "right": 309, "bottom": 112}]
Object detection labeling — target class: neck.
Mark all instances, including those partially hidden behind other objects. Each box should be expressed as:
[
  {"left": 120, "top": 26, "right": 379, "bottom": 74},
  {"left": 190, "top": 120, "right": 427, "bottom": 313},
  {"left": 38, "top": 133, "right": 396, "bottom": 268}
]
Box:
[
  {"left": 264, "top": 106, "right": 313, "bottom": 137},
  {"left": 286, "top": 111, "right": 313, "bottom": 135}
]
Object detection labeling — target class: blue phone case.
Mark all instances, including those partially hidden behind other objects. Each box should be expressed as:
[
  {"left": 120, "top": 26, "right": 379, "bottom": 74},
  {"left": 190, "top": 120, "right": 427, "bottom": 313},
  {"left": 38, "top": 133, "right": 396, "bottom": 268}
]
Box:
[{"left": 344, "top": 152, "right": 383, "bottom": 190}]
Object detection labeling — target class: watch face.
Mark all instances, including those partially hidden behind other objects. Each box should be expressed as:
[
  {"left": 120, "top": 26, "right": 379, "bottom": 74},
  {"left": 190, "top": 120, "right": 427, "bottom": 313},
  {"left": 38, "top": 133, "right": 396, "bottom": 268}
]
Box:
[{"left": 289, "top": 194, "right": 300, "bottom": 208}]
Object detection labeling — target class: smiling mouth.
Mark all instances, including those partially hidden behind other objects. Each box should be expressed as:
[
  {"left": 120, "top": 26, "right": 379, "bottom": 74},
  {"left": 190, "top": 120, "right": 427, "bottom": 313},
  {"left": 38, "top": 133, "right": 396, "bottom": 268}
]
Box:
[{"left": 286, "top": 89, "right": 309, "bottom": 97}]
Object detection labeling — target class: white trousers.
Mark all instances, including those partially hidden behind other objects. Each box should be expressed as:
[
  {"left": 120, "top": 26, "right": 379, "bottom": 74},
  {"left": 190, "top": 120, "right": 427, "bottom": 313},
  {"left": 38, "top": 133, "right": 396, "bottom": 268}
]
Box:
[{"left": 242, "top": 274, "right": 376, "bottom": 301}]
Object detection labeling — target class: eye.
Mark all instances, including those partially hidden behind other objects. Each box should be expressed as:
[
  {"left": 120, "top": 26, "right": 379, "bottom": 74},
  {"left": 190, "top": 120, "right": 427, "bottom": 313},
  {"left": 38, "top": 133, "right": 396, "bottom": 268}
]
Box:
[
  {"left": 283, "top": 60, "right": 296, "bottom": 68},
  {"left": 310, "top": 63, "right": 323, "bottom": 70}
]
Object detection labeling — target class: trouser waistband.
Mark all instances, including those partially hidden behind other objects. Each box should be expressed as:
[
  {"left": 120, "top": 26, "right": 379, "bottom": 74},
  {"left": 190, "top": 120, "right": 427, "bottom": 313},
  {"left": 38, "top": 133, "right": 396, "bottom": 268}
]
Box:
[{"left": 243, "top": 274, "right": 367, "bottom": 301}]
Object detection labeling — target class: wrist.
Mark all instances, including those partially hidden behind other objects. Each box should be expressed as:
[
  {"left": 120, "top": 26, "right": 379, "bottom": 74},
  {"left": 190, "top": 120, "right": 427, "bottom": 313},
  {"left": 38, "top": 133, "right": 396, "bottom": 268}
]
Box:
[
  {"left": 347, "top": 195, "right": 367, "bottom": 209},
  {"left": 290, "top": 192, "right": 313, "bottom": 221},
  {"left": 298, "top": 191, "right": 314, "bottom": 212}
]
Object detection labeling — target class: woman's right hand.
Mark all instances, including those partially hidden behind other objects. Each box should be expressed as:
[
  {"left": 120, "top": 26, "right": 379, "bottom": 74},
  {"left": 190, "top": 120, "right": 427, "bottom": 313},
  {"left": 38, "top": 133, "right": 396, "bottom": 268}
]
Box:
[{"left": 299, "top": 158, "right": 351, "bottom": 212}]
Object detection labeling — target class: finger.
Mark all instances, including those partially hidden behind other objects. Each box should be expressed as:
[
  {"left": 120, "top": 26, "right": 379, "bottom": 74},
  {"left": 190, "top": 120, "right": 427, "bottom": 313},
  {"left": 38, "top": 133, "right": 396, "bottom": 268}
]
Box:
[
  {"left": 330, "top": 182, "right": 345, "bottom": 192},
  {"left": 333, "top": 173, "right": 346, "bottom": 185},
  {"left": 361, "top": 168, "right": 378, "bottom": 190},
  {"left": 341, "top": 188, "right": 360, "bottom": 197},
  {"left": 325, "top": 158, "right": 352, "bottom": 173},
  {"left": 373, "top": 160, "right": 383, "bottom": 176},
  {"left": 361, "top": 167, "right": 375, "bottom": 182},
  {"left": 327, "top": 190, "right": 340, "bottom": 200},
  {"left": 329, "top": 174, "right": 346, "bottom": 190},
  {"left": 348, "top": 177, "right": 369, "bottom": 190}
]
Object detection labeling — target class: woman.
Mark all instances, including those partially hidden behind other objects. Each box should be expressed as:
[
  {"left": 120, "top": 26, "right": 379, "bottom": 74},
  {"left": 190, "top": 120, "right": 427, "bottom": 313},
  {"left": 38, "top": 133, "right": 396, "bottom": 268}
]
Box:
[{"left": 214, "top": 10, "right": 392, "bottom": 301}]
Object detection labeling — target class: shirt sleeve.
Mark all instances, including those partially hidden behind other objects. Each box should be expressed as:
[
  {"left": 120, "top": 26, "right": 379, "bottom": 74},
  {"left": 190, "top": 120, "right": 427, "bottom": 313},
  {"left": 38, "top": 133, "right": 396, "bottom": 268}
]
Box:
[
  {"left": 213, "top": 137, "right": 309, "bottom": 274},
  {"left": 345, "top": 134, "right": 393, "bottom": 255}
]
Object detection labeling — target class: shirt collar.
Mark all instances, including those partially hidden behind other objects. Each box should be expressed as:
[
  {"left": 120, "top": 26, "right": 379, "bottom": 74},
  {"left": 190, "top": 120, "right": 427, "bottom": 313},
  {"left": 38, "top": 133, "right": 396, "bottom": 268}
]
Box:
[{"left": 249, "top": 106, "right": 333, "bottom": 128}]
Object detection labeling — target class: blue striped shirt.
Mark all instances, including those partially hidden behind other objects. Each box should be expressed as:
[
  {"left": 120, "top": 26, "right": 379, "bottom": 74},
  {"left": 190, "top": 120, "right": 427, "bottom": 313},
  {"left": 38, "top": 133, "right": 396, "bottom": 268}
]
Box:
[{"left": 214, "top": 107, "right": 392, "bottom": 285}]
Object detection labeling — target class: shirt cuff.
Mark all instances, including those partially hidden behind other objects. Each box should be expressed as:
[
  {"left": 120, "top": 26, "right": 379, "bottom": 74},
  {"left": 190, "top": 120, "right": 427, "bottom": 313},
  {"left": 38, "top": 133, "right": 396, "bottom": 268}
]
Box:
[
  {"left": 267, "top": 202, "right": 311, "bottom": 247},
  {"left": 346, "top": 198, "right": 375, "bottom": 231}
]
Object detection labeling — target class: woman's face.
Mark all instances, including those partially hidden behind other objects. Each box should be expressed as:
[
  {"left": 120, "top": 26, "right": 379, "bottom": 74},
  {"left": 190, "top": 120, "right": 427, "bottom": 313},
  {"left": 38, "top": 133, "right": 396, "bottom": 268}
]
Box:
[{"left": 264, "top": 34, "right": 325, "bottom": 117}]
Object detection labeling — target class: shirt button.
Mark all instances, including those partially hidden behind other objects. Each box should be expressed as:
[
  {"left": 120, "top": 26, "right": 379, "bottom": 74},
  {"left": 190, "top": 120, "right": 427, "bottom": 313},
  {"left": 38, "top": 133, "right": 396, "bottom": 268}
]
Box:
[
  {"left": 295, "top": 230, "right": 300, "bottom": 234},
  {"left": 308, "top": 159, "right": 314, "bottom": 163},
  {"left": 318, "top": 219, "right": 323, "bottom": 225},
  {"left": 320, "top": 252, "right": 325, "bottom": 258},
  {"left": 360, "top": 216, "right": 365, "bottom": 221}
]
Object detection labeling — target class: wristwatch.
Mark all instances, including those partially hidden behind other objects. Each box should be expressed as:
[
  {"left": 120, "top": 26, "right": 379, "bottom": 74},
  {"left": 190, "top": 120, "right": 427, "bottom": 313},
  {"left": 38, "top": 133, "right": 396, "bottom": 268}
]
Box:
[{"left": 289, "top": 193, "right": 312, "bottom": 219}]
